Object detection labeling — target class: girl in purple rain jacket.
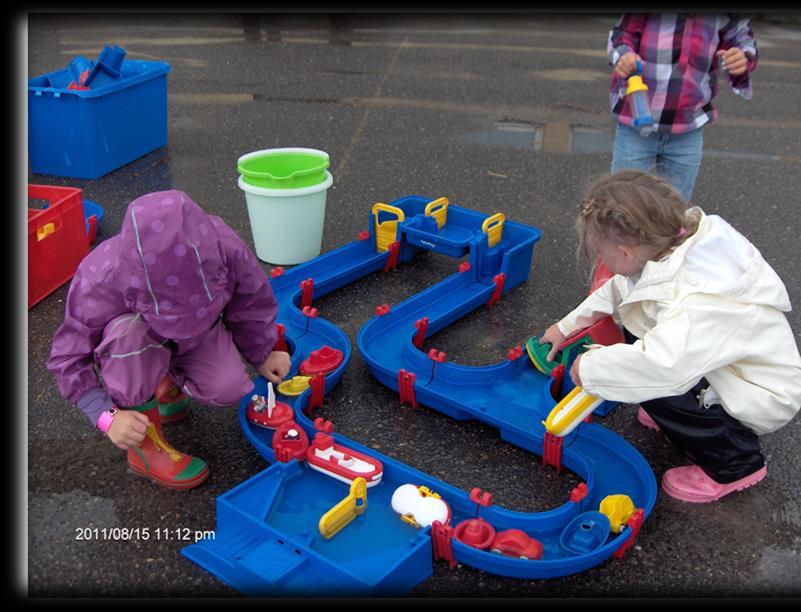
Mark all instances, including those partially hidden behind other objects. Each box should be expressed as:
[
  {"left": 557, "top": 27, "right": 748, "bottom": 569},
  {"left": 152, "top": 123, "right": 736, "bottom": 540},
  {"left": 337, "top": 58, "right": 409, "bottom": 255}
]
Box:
[{"left": 47, "top": 190, "right": 291, "bottom": 489}]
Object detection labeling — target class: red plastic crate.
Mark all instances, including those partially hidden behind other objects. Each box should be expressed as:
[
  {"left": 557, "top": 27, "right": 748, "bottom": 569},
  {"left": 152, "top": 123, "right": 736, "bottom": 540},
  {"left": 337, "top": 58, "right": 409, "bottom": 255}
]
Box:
[{"left": 28, "top": 184, "right": 89, "bottom": 308}]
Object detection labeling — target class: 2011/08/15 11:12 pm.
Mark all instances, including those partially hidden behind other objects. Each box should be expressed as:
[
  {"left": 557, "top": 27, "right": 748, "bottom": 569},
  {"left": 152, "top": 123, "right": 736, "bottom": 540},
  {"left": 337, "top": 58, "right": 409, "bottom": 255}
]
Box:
[{"left": 75, "top": 527, "right": 216, "bottom": 542}]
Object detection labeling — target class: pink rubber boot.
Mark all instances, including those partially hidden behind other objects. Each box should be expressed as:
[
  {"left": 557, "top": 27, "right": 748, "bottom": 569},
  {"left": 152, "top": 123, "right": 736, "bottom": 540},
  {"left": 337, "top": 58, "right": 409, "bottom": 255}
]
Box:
[
  {"left": 637, "top": 406, "right": 660, "bottom": 431},
  {"left": 661, "top": 465, "right": 767, "bottom": 503}
]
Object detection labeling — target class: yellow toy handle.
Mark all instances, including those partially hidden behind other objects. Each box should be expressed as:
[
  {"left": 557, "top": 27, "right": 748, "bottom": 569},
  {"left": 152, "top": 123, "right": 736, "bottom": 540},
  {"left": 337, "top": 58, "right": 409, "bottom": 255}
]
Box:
[
  {"left": 424, "top": 197, "right": 449, "bottom": 229},
  {"left": 544, "top": 386, "right": 604, "bottom": 437},
  {"left": 481, "top": 213, "right": 505, "bottom": 248},
  {"left": 318, "top": 477, "right": 368, "bottom": 539},
  {"left": 372, "top": 203, "right": 405, "bottom": 253},
  {"left": 36, "top": 221, "right": 59, "bottom": 241}
]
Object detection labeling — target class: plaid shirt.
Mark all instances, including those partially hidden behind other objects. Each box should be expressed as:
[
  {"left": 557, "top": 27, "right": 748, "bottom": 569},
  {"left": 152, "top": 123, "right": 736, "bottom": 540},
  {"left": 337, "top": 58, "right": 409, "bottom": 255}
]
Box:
[{"left": 607, "top": 14, "right": 758, "bottom": 134}]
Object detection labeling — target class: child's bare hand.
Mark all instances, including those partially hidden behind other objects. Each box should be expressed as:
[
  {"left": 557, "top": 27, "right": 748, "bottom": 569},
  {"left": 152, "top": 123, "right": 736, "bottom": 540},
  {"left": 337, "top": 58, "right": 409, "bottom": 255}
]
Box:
[
  {"left": 615, "top": 52, "right": 642, "bottom": 79},
  {"left": 717, "top": 48, "right": 748, "bottom": 76},
  {"left": 540, "top": 324, "right": 567, "bottom": 363},
  {"left": 258, "top": 350, "right": 291, "bottom": 384},
  {"left": 106, "top": 410, "right": 150, "bottom": 450},
  {"left": 569, "top": 354, "right": 584, "bottom": 388}
]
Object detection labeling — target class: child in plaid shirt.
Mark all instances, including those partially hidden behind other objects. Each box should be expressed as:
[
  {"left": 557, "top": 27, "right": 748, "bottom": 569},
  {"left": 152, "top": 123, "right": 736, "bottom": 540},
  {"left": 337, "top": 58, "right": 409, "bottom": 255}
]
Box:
[{"left": 607, "top": 14, "right": 758, "bottom": 201}]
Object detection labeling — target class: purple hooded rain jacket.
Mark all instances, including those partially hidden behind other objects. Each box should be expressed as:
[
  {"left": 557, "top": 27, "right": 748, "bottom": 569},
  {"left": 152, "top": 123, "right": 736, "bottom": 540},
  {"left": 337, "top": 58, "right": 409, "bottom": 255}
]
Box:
[{"left": 47, "top": 190, "right": 278, "bottom": 419}]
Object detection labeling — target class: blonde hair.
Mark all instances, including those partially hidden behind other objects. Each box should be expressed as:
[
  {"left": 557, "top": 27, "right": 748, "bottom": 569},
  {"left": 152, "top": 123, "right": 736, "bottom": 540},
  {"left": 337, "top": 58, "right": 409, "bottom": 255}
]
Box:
[{"left": 577, "top": 170, "right": 700, "bottom": 264}]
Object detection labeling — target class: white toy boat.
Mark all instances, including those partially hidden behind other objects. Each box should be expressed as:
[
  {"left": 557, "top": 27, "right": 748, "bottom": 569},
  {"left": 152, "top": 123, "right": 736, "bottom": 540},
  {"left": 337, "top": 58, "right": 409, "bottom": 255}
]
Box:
[{"left": 306, "top": 432, "right": 383, "bottom": 487}]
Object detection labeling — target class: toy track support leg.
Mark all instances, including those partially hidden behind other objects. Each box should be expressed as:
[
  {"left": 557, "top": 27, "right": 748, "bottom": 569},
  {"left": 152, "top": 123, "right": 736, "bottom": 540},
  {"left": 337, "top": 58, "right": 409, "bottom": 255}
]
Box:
[
  {"left": 308, "top": 373, "right": 325, "bottom": 411},
  {"left": 613, "top": 508, "right": 644, "bottom": 559},
  {"left": 383, "top": 241, "right": 400, "bottom": 272},
  {"left": 543, "top": 432, "right": 563, "bottom": 474},
  {"left": 398, "top": 369, "right": 417, "bottom": 409},
  {"left": 300, "top": 278, "right": 314, "bottom": 310},
  {"left": 487, "top": 273, "right": 505, "bottom": 307},
  {"left": 413, "top": 317, "right": 429, "bottom": 350},
  {"left": 431, "top": 520, "right": 456, "bottom": 569},
  {"left": 274, "top": 323, "right": 288, "bottom": 352}
]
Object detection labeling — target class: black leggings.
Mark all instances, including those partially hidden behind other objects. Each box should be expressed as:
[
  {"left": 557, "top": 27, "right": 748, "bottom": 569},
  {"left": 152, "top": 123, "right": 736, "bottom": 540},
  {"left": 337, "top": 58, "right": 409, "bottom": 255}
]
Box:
[{"left": 624, "top": 330, "right": 765, "bottom": 483}]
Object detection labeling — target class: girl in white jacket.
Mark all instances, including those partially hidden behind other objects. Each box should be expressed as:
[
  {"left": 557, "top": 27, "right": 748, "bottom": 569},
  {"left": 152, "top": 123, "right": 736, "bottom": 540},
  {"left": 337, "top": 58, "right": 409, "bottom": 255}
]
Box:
[{"left": 541, "top": 170, "right": 801, "bottom": 503}]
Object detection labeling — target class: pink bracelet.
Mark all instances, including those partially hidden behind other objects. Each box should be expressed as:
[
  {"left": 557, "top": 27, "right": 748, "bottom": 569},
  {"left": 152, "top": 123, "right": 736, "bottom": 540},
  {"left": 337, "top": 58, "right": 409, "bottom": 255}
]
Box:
[{"left": 97, "top": 408, "right": 118, "bottom": 434}]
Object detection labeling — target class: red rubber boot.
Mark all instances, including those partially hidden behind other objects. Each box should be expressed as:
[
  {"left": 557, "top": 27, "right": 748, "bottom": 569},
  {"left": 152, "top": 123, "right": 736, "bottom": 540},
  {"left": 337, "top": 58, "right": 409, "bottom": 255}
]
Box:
[
  {"left": 126, "top": 398, "right": 209, "bottom": 490},
  {"left": 156, "top": 374, "right": 190, "bottom": 424}
]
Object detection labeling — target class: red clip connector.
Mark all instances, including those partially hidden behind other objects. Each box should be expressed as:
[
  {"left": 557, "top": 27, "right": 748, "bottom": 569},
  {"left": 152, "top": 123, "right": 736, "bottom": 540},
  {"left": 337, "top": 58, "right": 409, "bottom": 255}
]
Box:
[
  {"left": 413, "top": 317, "right": 429, "bottom": 350},
  {"left": 384, "top": 241, "right": 400, "bottom": 272},
  {"left": 270, "top": 266, "right": 285, "bottom": 278},
  {"left": 358, "top": 230, "right": 370, "bottom": 241},
  {"left": 507, "top": 345, "right": 522, "bottom": 361},
  {"left": 302, "top": 306, "right": 318, "bottom": 318},
  {"left": 427, "top": 349, "right": 446, "bottom": 363},
  {"left": 469, "top": 487, "right": 493, "bottom": 507},
  {"left": 398, "top": 369, "right": 417, "bottom": 409},
  {"left": 570, "top": 483, "right": 588, "bottom": 503},
  {"left": 458, "top": 261, "right": 471, "bottom": 274},
  {"left": 542, "top": 432, "right": 563, "bottom": 474},
  {"left": 431, "top": 520, "right": 456, "bottom": 569},
  {"left": 300, "top": 278, "right": 314, "bottom": 309},
  {"left": 376, "top": 304, "right": 391, "bottom": 316},
  {"left": 487, "top": 273, "right": 505, "bottom": 307},
  {"left": 313, "top": 416, "right": 334, "bottom": 433},
  {"left": 613, "top": 508, "right": 645, "bottom": 559}
]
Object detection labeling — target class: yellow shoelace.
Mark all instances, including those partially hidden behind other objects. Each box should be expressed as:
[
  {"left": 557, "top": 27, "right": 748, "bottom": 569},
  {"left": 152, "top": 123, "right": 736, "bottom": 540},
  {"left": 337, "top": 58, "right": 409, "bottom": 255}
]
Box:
[{"left": 145, "top": 424, "right": 182, "bottom": 461}]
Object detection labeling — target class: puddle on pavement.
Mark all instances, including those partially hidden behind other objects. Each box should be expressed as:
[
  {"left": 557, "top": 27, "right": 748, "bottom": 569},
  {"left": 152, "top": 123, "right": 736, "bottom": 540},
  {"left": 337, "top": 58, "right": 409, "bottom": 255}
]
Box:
[
  {"left": 240, "top": 13, "right": 354, "bottom": 45},
  {"left": 462, "top": 121, "right": 790, "bottom": 161},
  {"left": 462, "top": 121, "right": 612, "bottom": 154}
]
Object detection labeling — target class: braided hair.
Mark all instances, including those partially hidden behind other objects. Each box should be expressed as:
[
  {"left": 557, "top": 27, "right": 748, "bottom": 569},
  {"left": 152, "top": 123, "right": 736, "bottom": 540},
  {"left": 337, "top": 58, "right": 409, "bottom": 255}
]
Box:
[{"left": 577, "top": 170, "right": 700, "bottom": 266}]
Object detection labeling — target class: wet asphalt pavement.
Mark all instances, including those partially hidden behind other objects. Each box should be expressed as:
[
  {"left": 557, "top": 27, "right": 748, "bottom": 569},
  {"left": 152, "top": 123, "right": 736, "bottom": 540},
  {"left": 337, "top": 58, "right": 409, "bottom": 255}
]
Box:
[{"left": 24, "top": 12, "right": 801, "bottom": 598}]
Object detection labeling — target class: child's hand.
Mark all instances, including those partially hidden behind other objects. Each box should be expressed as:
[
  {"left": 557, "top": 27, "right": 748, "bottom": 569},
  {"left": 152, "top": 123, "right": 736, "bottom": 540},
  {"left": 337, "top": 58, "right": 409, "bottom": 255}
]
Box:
[
  {"left": 106, "top": 410, "right": 150, "bottom": 450},
  {"left": 615, "top": 52, "right": 642, "bottom": 79},
  {"left": 258, "top": 350, "right": 291, "bottom": 384},
  {"left": 569, "top": 354, "right": 584, "bottom": 388},
  {"left": 716, "top": 48, "right": 748, "bottom": 76},
  {"left": 540, "top": 324, "right": 567, "bottom": 363}
]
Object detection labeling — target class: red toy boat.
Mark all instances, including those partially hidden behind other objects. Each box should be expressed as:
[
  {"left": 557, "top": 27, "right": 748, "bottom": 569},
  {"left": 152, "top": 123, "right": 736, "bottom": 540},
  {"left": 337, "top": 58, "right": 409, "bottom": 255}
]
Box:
[
  {"left": 306, "top": 432, "right": 383, "bottom": 487},
  {"left": 247, "top": 391, "right": 294, "bottom": 429},
  {"left": 271, "top": 421, "right": 310, "bottom": 463},
  {"left": 300, "top": 345, "right": 344, "bottom": 376}
]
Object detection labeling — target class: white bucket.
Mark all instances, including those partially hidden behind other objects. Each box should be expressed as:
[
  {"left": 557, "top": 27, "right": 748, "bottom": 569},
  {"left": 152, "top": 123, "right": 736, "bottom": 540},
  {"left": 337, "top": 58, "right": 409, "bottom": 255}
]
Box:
[{"left": 238, "top": 170, "right": 333, "bottom": 265}]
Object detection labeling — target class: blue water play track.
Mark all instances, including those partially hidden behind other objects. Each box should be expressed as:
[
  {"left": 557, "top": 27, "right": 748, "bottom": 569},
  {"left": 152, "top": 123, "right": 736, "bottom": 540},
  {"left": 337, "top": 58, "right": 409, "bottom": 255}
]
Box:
[{"left": 182, "top": 196, "right": 658, "bottom": 595}]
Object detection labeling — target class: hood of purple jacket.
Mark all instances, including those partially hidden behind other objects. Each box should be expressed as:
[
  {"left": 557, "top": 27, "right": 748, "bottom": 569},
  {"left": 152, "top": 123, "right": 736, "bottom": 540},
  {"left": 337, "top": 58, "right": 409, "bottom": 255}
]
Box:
[{"left": 117, "top": 190, "right": 232, "bottom": 340}]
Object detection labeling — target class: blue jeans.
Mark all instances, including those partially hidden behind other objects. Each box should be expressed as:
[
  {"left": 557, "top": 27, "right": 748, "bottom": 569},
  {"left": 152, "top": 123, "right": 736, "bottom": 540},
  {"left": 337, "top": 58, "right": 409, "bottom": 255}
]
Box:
[{"left": 611, "top": 123, "right": 704, "bottom": 202}]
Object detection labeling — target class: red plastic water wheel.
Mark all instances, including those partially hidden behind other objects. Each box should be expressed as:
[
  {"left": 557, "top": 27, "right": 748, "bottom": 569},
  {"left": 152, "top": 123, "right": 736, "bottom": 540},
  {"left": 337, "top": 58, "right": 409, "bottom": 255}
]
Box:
[
  {"left": 300, "top": 345, "right": 344, "bottom": 376},
  {"left": 453, "top": 518, "right": 496, "bottom": 550}
]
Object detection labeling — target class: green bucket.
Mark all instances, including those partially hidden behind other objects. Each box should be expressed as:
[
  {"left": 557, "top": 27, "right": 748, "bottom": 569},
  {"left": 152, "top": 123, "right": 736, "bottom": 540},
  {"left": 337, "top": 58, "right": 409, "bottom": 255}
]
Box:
[{"left": 237, "top": 148, "right": 330, "bottom": 189}]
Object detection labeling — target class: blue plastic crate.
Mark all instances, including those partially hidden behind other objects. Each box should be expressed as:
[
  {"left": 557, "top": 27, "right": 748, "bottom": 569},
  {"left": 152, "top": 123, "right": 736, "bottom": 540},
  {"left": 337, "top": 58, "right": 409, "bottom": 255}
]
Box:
[{"left": 28, "top": 60, "right": 170, "bottom": 179}]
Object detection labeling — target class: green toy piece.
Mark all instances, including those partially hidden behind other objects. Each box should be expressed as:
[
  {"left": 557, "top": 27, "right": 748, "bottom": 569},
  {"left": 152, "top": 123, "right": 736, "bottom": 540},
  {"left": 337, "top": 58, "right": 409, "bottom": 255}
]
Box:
[{"left": 525, "top": 334, "right": 594, "bottom": 375}]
